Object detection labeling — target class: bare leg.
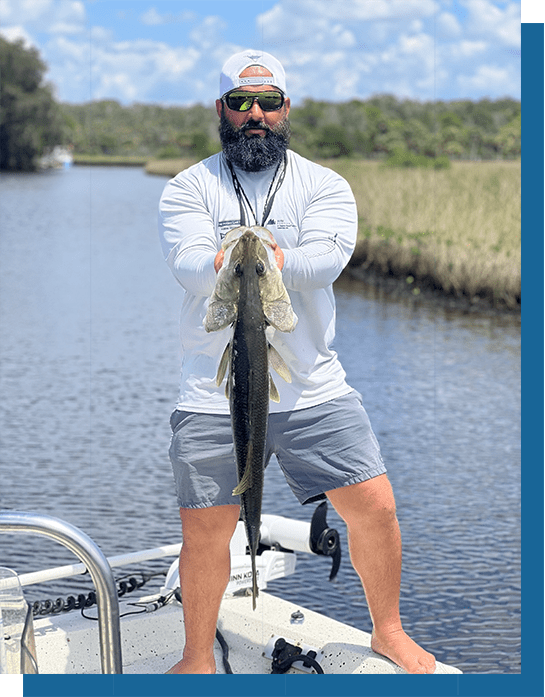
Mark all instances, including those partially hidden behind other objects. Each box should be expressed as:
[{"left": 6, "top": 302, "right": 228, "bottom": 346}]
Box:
[
  {"left": 326, "top": 474, "right": 436, "bottom": 674},
  {"left": 166, "top": 504, "right": 240, "bottom": 674}
]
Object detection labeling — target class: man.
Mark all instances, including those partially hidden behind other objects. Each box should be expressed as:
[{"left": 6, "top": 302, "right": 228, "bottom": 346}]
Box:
[{"left": 158, "top": 49, "right": 436, "bottom": 675}]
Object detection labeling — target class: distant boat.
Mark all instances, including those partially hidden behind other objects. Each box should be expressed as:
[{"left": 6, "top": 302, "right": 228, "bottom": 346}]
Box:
[{"left": 39, "top": 146, "right": 73, "bottom": 170}]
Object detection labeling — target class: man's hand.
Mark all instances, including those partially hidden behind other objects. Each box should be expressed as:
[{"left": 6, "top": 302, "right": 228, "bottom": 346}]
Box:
[
  {"left": 214, "top": 242, "right": 284, "bottom": 273},
  {"left": 214, "top": 249, "right": 225, "bottom": 273},
  {"left": 271, "top": 243, "right": 284, "bottom": 270}
]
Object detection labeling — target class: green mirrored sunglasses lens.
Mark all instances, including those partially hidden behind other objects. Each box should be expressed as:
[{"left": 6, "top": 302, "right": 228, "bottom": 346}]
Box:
[{"left": 226, "top": 92, "right": 283, "bottom": 111}]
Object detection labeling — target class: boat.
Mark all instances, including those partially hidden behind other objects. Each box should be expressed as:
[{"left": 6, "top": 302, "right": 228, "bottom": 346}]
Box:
[
  {"left": 0, "top": 507, "right": 462, "bottom": 676},
  {"left": 38, "top": 146, "right": 73, "bottom": 170}
]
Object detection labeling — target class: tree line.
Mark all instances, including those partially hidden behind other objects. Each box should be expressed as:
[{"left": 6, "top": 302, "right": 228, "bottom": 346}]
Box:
[
  {"left": 0, "top": 37, "right": 65, "bottom": 170},
  {"left": 1, "top": 36, "right": 520, "bottom": 171}
]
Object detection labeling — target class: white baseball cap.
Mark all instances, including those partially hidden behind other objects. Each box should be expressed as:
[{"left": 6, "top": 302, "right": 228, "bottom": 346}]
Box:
[{"left": 220, "top": 49, "right": 287, "bottom": 98}]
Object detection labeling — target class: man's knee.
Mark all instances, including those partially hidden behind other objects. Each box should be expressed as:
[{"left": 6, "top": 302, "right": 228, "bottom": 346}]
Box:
[
  {"left": 180, "top": 504, "right": 240, "bottom": 549},
  {"left": 326, "top": 474, "right": 397, "bottom": 527}
]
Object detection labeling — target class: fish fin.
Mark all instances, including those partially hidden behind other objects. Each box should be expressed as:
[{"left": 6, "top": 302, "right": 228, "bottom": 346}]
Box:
[
  {"left": 204, "top": 301, "right": 237, "bottom": 332},
  {"left": 215, "top": 343, "right": 230, "bottom": 386},
  {"left": 268, "top": 344, "right": 292, "bottom": 383},
  {"left": 232, "top": 442, "right": 253, "bottom": 496},
  {"left": 269, "top": 374, "right": 280, "bottom": 403},
  {"left": 263, "top": 300, "right": 298, "bottom": 333}
]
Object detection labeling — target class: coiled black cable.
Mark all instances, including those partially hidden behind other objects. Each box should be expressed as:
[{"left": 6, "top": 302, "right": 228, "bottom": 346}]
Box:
[{"left": 31, "top": 570, "right": 165, "bottom": 617}]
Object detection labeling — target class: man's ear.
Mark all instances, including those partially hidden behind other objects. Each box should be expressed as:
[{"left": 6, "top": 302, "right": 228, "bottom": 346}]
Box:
[{"left": 215, "top": 99, "right": 223, "bottom": 118}]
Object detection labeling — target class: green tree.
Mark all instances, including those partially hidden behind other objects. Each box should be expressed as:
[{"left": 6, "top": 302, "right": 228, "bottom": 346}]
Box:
[
  {"left": 315, "top": 124, "right": 353, "bottom": 158},
  {"left": 494, "top": 114, "right": 521, "bottom": 158},
  {"left": 0, "top": 37, "right": 64, "bottom": 170}
]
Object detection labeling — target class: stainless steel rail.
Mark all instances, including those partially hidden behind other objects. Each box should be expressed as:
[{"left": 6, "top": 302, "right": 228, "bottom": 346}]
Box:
[{"left": 0, "top": 511, "right": 123, "bottom": 674}]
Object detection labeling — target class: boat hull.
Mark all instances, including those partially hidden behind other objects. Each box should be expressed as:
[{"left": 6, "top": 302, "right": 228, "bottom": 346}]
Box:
[{"left": 32, "top": 591, "right": 462, "bottom": 674}]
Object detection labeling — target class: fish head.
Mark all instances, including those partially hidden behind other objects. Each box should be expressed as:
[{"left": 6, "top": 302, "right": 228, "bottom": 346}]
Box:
[
  {"left": 204, "top": 227, "right": 269, "bottom": 332},
  {"left": 228, "top": 227, "right": 272, "bottom": 282},
  {"left": 206, "top": 225, "right": 297, "bottom": 334}
]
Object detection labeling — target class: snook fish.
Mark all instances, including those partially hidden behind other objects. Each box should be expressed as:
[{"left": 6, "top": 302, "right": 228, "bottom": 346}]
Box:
[{"left": 204, "top": 226, "right": 297, "bottom": 609}]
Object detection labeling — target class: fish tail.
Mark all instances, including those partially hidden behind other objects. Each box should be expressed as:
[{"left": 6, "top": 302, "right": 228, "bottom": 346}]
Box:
[{"left": 251, "top": 553, "right": 258, "bottom": 611}]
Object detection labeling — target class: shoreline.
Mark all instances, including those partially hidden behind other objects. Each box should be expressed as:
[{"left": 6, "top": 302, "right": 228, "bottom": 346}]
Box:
[
  {"left": 345, "top": 241, "right": 520, "bottom": 316},
  {"left": 339, "top": 264, "right": 520, "bottom": 319},
  {"left": 73, "top": 154, "right": 149, "bottom": 166}
]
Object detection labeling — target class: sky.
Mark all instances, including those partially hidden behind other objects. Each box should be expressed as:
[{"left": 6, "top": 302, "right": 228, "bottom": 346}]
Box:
[{"left": 0, "top": 0, "right": 521, "bottom": 106}]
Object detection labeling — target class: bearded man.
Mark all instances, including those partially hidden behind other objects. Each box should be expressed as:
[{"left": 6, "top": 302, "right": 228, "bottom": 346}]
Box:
[{"left": 158, "top": 49, "right": 436, "bottom": 675}]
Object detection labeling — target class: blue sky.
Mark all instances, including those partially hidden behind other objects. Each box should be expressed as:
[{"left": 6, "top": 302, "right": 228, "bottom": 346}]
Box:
[{"left": 0, "top": 0, "right": 521, "bottom": 106}]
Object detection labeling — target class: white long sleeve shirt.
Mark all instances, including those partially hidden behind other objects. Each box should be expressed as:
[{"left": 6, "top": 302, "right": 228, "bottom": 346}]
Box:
[{"left": 158, "top": 149, "right": 358, "bottom": 414}]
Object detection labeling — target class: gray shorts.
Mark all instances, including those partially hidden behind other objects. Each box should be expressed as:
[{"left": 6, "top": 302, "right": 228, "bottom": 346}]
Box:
[{"left": 168, "top": 390, "right": 387, "bottom": 508}]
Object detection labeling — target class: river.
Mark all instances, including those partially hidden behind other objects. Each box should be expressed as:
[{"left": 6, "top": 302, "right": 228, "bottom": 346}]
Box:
[{"left": 0, "top": 165, "right": 520, "bottom": 674}]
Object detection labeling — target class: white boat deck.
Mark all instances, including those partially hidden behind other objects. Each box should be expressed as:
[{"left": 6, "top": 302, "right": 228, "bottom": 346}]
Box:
[{"left": 32, "top": 591, "right": 462, "bottom": 675}]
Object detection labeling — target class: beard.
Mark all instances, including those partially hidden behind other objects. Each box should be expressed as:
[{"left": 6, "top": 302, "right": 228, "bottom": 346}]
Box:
[{"left": 219, "top": 107, "right": 291, "bottom": 172}]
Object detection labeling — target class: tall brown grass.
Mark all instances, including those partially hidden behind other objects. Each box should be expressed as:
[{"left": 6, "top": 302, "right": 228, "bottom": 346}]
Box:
[{"left": 326, "top": 159, "right": 521, "bottom": 309}]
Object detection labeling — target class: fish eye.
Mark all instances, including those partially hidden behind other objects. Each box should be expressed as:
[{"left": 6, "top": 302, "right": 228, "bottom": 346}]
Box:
[
  {"left": 234, "top": 262, "right": 243, "bottom": 276},
  {"left": 256, "top": 261, "right": 265, "bottom": 275}
]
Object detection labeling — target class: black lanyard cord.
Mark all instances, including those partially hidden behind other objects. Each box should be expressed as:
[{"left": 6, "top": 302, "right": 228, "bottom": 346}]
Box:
[{"left": 226, "top": 154, "right": 287, "bottom": 228}]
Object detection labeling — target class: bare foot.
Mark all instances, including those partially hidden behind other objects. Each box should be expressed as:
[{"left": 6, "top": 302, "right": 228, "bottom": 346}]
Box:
[
  {"left": 165, "top": 657, "right": 216, "bottom": 674},
  {"left": 371, "top": 628, "right": 436, "bottom": 674}
]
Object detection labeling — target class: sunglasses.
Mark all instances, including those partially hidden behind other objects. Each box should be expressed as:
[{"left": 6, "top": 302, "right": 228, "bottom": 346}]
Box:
[{"left": 223, "top": 91, "right": 285, "bottom": 112}]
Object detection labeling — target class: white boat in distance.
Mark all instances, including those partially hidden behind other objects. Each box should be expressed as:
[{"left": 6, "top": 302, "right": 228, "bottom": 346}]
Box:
[{"left": 0, "top": 508, "right": 462, "bottom": 676}]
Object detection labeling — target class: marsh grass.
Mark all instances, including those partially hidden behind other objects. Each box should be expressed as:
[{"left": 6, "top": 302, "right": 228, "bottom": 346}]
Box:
[
  {"left": 325, "top": 159, "right": 521, "bottom": 309},
  {"left": 145, "top": 158, "right": 197, "bottom": 176},
  {"left": 74, "top": 154, "right": 150, "bottom": 166},
  {"left": 147, "top": 157, "right": 521, "bottom": 310}
]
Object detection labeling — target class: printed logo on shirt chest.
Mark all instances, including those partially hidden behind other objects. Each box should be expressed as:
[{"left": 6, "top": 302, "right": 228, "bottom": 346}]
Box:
[
  {"left": 266, "top": 218, "right": 297, "bottom": 231},
  {"left": 218, "top": 219, "right": 242, "bottom": 239}
]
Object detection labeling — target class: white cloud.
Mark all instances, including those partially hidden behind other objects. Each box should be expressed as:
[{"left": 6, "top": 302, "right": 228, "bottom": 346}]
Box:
[
  {"left": 332, "top": 25, "right": 357, "bottom": 49},
  {"left": 140, "top": 7, "right": 196, "bottom": 26},
  {"left": 0, "top": 0, "right": 88, "bottom": 68},
  {"left": 11, "top": 0, "right": 53, "bottom": 22},
  {"left": 48, "top": 21, "right": 84, "bottom": 35},
  {"left": 0, "top": 0, "right": 520, "bottom": 105},
  {"left": 0, "top": 25, "right": 35, "bottom": 47},
  {"left": 1, "top": 0, "right": 85, "bottom": 28},
  {"left": 188, "top": 15, "right": 227, "bottom": 49},
  {"left": 463, "top": 0, "right": 520, "bottom": 47},
  {"left": 100, "top": 72, "right": 138, "bottom": 102},
  {"left": 140, "top": 8, "right": 164, "bottom": 26},
  {"left": 437, "top": 12, "right": 462, "bottom": 39},
  {"left": 289, "top": 0, "right": 438, "bottom": 21},
  {"left": 457, "top": 63, "right": 518, "bottom": 95},
  {"left": 451, "top": 39, "right": 488, "bottom": 58}
]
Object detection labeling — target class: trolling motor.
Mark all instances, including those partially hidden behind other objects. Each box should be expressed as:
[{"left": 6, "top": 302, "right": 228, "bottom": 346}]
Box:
[
  {"left": 260, "top": 501, "right": 341, "bottom": 582},
  {"left": 309, "top": 501, "right": 342, "bottom": 581}
]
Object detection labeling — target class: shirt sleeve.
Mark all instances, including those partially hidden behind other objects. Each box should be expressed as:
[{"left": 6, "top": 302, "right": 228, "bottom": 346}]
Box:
[
  {"left": 158, "top": 167, "right": 217, "bottom": 297},
  {"left": 281, "top": 169, "right": 358, "bottom": 291}
]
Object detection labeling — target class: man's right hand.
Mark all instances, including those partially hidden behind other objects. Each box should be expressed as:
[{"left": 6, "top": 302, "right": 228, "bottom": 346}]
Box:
[{"left": 214, "top": 249, "right": 225, "bottom": 273}]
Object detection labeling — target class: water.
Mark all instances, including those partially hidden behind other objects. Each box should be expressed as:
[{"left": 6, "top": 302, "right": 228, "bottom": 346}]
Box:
[{"left": 0, "top": 166, "right": 520, "bottom": 674}]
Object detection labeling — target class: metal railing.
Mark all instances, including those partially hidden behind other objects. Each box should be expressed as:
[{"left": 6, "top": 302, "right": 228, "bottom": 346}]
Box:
[{"left": 0, "top": 511, "right": 123, "bottom": 674}]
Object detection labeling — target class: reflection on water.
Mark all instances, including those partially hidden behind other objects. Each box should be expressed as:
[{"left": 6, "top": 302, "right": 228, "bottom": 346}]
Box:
[{"left": 0, "top": 167, "right": 520, "bottom": 673}]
